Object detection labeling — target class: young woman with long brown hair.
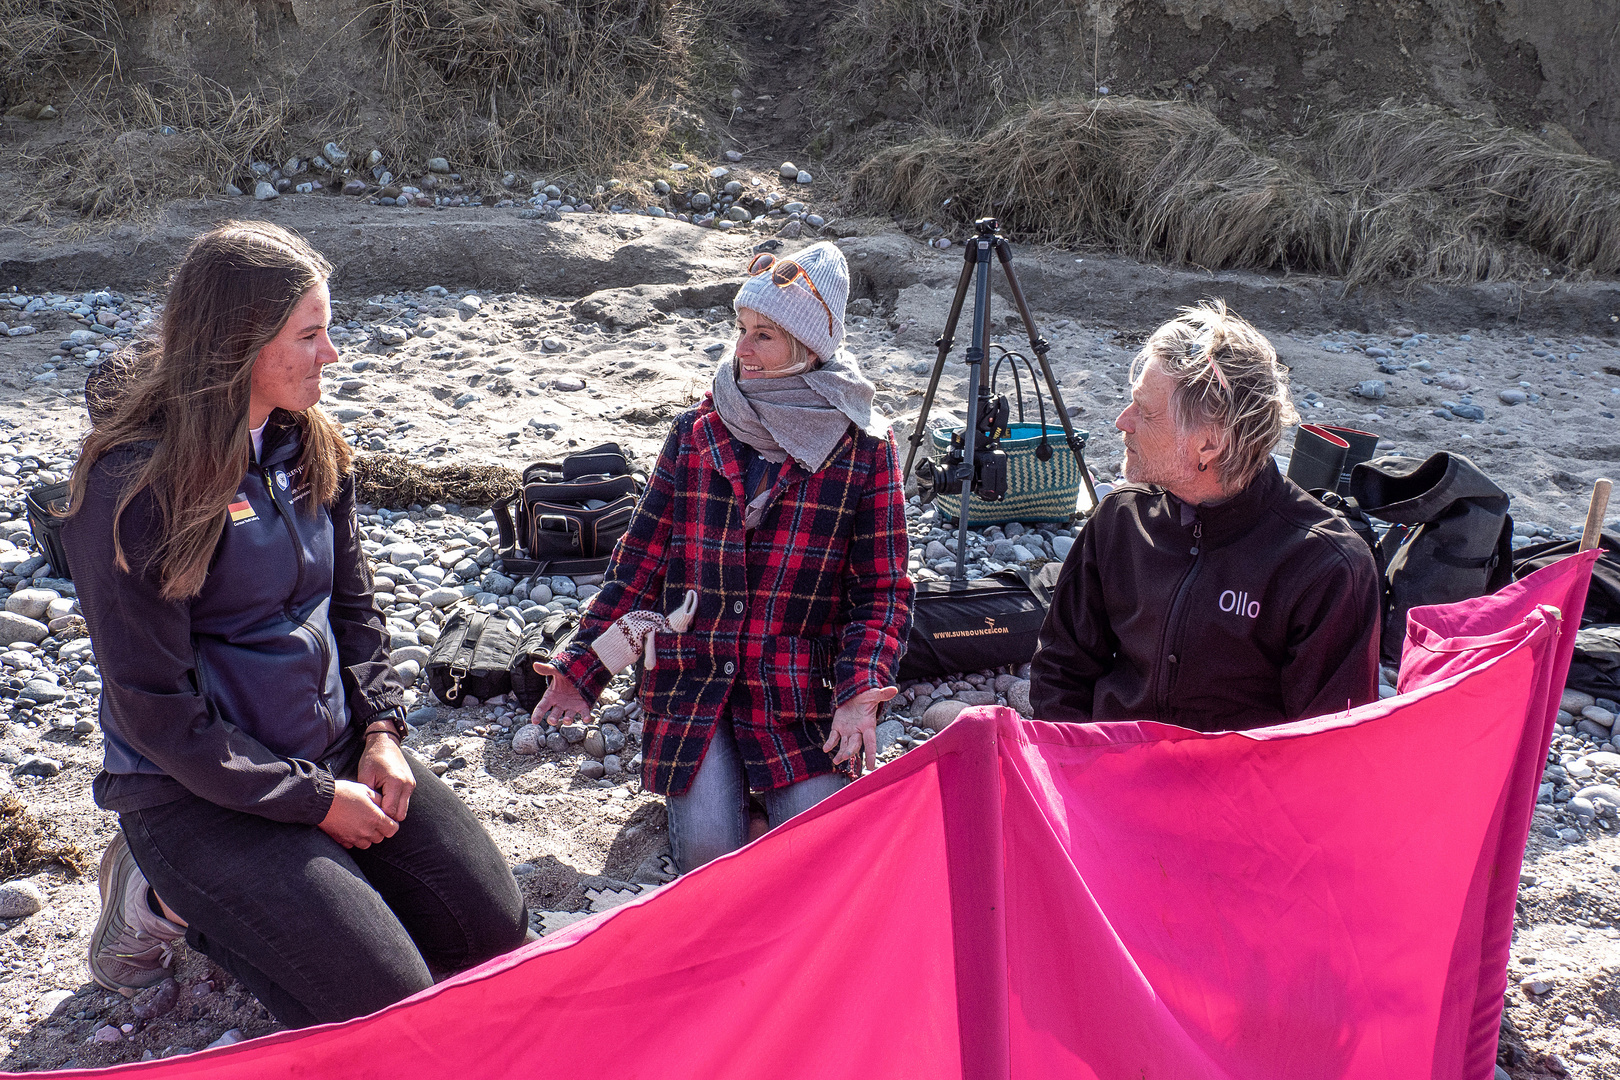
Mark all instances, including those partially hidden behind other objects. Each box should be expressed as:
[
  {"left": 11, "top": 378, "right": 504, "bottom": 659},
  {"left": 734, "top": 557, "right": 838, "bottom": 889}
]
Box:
[{"left": 62, "top": 221, "right": 526, "bottom": 1027}]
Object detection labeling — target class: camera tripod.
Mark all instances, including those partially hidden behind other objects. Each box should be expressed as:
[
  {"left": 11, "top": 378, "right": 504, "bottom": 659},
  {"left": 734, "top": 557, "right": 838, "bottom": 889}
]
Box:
[{"left": 901, "top": 218, "right": 1100, "bottom": 580}]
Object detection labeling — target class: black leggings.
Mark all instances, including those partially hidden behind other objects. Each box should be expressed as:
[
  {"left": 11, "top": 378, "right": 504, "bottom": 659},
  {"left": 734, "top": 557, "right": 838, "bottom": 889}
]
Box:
[{"left": 121, "top": 754, "right": 527, "bottom": 1028}]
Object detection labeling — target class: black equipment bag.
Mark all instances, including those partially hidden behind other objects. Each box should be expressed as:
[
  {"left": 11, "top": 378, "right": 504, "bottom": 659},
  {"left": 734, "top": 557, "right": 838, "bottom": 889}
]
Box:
[
  {"left": 492, "top": 442, "right": 642, "bottom": 578},
  {"left": 1350, "top": 452, "right": 1513, "bottom": 664},
  {"left": 1566, "top": 625, "right": 1620, "bottom": 703},
  {"left": 508, "top": 610, "right": 581, "bottom": 711},
  {"left": 26, "top": 482, "right": 72, "bottom": 582},
  {"left": 1511, "top": 530, "right": 1620, "bottom": 628},
  {"left": 1307, "top": 487, "right": 1389, "bottom": 630},
  {"left": 426, "top": 610, "right": 522, "bottom": 706},
  {"left": 898, "top": 567, "right": 1056, "bottom": 680},
  {"left": 26, "top": 481, "right": 72, "bottom": 580}
]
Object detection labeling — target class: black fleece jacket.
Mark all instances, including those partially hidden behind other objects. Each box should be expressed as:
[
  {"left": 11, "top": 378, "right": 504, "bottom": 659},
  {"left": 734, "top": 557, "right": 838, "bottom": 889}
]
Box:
[
  {"left": 62, "top": 414, "right": 405, "bottom": 823},
  {"left": 1030, "top": 463, "right": 1380, "bottom": 731}
]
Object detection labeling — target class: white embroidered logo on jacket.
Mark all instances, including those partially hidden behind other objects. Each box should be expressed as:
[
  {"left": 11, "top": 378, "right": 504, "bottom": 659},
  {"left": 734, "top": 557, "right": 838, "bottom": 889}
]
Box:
[{"left": 1220, "top": 590, "right": 1261, "bottom": 619}]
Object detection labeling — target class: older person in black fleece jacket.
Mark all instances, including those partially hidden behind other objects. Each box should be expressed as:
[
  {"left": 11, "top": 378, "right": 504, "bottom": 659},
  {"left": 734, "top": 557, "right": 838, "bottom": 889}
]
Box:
[{"left": 1031, "top": 301, "right": 1380, "bottom": 731}]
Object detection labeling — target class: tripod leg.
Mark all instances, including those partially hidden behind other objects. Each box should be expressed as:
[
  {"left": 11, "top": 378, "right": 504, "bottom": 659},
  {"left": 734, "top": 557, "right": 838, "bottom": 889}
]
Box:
[
  {"left": 902, "top": 244, "right": 978, "bottom": 480},
  {"left": 955, "top": 237, "right": 995, "bottom": 580},
  {"left": 994, "top": 239, "right": 1101, "bottom": 514}
]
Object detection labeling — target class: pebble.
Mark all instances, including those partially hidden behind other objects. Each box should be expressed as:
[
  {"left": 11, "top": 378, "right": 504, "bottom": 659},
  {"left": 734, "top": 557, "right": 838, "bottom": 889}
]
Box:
[
  {"left": 1355, "top": 380, "right": 1386, "bottom": 400},
  {"left": 779, "top": 162, "right": 798, "bottom": 179},
  {"left": 19, "top": 679, "right": 66, "bottom": 703},
  {"left": 12, "top": 754, "right": 62, "bottom": 778},
  {"left": 579, "top": 759, "right": 606, "bottom": 780},
  {"left": 0, "top": 611, "right": 50, "bottom": 644},
  {"left": 876, "top": 718, "right": 904, "bottom": 754},
  {"left": 0, "top": 879, "right": 45, "bottom": 917},
  {"left": 796, "top": 171, "right": 813, "bottom": 185},
  {"left": 254, "top": 181, "right": 278, "bottom": 201},
  {"left": 131, "top": 979, "right": 179, "bottom": 1020},
  {"left": 1581, "top": 705, "right": 1614, "bottom": 727},
  {"left": 511, "top": 724, "right": 542, "bottom": 755},
  {"left": 1006, "top": 679, "right": 1033, "bottom": 718},
  {"left": 920, "top": 699, "right": 971, "bottom": 732}
]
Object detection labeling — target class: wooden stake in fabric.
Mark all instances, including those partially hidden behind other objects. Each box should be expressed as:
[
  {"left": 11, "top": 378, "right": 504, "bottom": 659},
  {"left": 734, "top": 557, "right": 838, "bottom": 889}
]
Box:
[{"left": 1580, "top": 478, "right": 1612, "bottom": 552}]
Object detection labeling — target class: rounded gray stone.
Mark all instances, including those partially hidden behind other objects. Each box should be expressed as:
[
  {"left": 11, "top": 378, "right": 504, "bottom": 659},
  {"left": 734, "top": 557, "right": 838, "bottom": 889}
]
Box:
[
  {"left": 578, "top": 759, "right": 606, "bottom": 780},
  {"left": 4, "top": 588, "right": 57, "bottom": 620},
  {"left": 920, "top": 700, "right": 971, "bottom": 732},
  {"left": 0, "top": 611, "right": 50, "bottom": 645},
  {"left": 1007, "top": 678, "right": 1033, "bottom": 718},
  {"left": 0, "top": 879, "right": 45, "bottom": 918},
  {"left": 875, "top": 718, "right": 904, "bottom": 754},
  {"left": 18, "top": 679, "right": 66, "bottom": 704},
  {"left": 545, "top": 731, "right": 568, "bottom": 753},
  {"left": 12, "top": 754, "right": 61, "bottom": 778},
  {"left": 511, "top": 724, "right": 542, "bottom": 755},
  {"left": 582, "top": 730, "right": 607, "bottom": 760}
]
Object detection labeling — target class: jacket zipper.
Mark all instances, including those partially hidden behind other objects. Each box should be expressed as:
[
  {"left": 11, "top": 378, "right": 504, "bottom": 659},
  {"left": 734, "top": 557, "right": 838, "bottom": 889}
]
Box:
[
  {"left": 1154, "top": 520, "right": 1202, "bottom": 719},
  {"left": 263, "top": 467, "right": 308, "bottom": 611},
  {"left": 262, "top": 463, "right": 334, "bottom": 711}
]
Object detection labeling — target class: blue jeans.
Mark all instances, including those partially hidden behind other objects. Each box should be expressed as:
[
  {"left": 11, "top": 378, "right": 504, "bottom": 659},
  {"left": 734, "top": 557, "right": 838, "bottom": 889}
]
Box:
[
  {"left": 121, "top": 754, "right": 527, "bottom": 1028},
  {"left": 665, "top": 714, "right": 848, "bottom": 873}
]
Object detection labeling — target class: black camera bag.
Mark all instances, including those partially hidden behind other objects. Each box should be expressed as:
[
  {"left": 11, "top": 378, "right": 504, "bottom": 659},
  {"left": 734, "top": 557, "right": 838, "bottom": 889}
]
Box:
[
  {"left": 492, "top": 442, "right": 642, "bottom": 577},
  {"left": 26, "top": 481, "right": 72, "bottom": 580},
  {"left": 508, "top": 610, "right": 581, "bottom": 711},
  {"left": 899, "top": 567, "right": 1056, "bottom": 680},
  {"left": 426, "top": 610, "right": 522, "bottom": 706}
]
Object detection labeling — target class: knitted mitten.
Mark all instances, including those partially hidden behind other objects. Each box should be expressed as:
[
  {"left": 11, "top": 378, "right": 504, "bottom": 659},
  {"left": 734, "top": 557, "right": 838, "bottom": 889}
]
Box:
[{"left": 590, "top": 590, "right": 698, "bottom": 674}]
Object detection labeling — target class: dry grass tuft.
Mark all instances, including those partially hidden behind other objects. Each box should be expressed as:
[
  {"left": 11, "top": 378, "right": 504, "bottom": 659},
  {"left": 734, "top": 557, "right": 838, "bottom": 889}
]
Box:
[
  {"left": 850, "top": 98, "right": 1339, "bottom": 271},
  {"left": 1314, "top": 104, "right": 1620, "bottom": 283},
  {"left": 849, "top": 97, "right": 1620, "bottom": 285},
  {"left": 353, "top": 453, "right": 519, "bottom": 509},
  {"left": 0, "top": 793, "right": 88, "bottom": 880},
  {"left": 367, "top": 0, "right": 703, "bottom": 180},
  {"left": 15, "top": 78, "right": 293, "bottom": 225},
  {"left": 0, "top": 0, "right": 119, "bottom": 101}
]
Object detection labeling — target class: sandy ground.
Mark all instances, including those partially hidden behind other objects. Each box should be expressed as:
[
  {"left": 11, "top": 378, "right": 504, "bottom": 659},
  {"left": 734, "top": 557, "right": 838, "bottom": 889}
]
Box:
[{"left": 0, "top": 204, "right": 1617, "bottom": 1074}]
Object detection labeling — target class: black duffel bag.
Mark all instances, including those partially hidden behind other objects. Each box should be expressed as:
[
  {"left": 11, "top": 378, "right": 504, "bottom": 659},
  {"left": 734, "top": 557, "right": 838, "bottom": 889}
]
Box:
[
  {"left": 508, "top": 610, "right": 581, "bottom": 711},
  {"left": 426, "top": 610, "right": 522, "bottom": 707},
  {"left": 898, "top": 567, "right": 1056, "bottom": 681},
  {"left": 492, "top": 442, "right": 642, "bottom": 578},
  {"left": 1511, "top": 530, "right": 1620, "bottom": 628}
]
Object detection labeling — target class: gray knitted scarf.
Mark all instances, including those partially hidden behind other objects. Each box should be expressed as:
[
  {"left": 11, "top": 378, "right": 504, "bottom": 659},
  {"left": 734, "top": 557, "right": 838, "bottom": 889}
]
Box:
[{"left": 711, "top": 348, "right": 886, "bottom": 475}]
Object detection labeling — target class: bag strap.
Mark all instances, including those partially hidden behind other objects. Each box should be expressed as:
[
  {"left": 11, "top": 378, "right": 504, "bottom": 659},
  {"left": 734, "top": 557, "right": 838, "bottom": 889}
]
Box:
[
  {"left": 491, "top": 493, "right": 519, "bottom": 553},
  {"left": 439, "top": 612, "right": 487, "bottom": 704}
]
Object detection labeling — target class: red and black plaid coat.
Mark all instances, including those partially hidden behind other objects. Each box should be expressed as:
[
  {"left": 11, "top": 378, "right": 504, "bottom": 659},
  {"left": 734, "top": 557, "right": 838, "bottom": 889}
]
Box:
[{"left": 553, "top": 396, "right": 914, "bottom": 796}]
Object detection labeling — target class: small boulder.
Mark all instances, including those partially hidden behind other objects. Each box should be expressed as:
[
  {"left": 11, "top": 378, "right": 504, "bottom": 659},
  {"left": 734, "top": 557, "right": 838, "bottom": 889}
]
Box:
[
  {"left": 920, "top": 700, "right": 971, "bottom": 732},
  {"left": 1006, "top": 679, "right": 1033, "bottom": 718},
  {"left": 511, "top": 724, "right": 543, "bottom": 755},
  {"left": 131, "top": 978, "right": 179, "bottom": 1020},
  {"left": 0, "top": 879, "right": 45, "bottom": 918}
]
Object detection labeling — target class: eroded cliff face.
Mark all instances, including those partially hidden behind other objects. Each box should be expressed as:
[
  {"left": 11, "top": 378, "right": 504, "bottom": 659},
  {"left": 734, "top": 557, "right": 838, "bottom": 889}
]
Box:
[{"left": 1099, "top": 0, "right": 1617, "bottom": 159}]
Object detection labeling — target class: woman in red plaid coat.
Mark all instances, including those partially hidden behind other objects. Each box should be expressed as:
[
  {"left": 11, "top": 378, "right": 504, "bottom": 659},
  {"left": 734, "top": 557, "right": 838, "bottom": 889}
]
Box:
[{"left": 532, "top": 242, "right": 914, "bottom": 872}]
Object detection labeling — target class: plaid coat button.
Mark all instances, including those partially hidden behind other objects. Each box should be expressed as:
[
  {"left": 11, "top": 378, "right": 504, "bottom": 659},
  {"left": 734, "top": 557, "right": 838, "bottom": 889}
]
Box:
[{"left": 724, "top": 661, "right": 736, "bottom": 675}]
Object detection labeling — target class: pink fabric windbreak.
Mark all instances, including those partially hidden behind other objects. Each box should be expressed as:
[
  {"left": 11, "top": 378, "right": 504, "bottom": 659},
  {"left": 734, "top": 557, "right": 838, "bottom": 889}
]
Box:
[{"left": 19, "top": 555, "right": 1593, "bottom": 1080}]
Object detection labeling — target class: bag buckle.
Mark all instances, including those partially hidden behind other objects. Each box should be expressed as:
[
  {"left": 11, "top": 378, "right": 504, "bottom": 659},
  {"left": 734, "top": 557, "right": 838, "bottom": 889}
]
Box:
[{"left": 446, "top": 664, "right": 468, "bottom": 701}]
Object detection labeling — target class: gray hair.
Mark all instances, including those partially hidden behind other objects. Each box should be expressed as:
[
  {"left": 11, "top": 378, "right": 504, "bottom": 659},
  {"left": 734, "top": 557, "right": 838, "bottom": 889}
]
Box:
[{"left": 1132, "top": 300, "right": 1300, "bottom": 489}]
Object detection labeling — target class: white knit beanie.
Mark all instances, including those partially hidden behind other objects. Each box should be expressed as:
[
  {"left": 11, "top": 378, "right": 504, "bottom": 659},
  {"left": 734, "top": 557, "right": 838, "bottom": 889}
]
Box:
[{"left": 732, "top": 241, "right": 849, "bottom": 363}]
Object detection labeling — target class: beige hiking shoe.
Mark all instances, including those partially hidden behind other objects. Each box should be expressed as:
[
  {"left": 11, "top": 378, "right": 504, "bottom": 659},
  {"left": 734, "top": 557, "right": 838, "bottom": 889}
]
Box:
[{"left": 87, "top": 832, "right": 185, "bottom": 996}]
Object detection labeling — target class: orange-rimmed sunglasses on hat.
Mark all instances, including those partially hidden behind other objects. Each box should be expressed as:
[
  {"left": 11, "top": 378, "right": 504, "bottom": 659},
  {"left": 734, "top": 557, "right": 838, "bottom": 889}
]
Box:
[{"left": 747, "top": 252, "right": 835, "bottom": 338}]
